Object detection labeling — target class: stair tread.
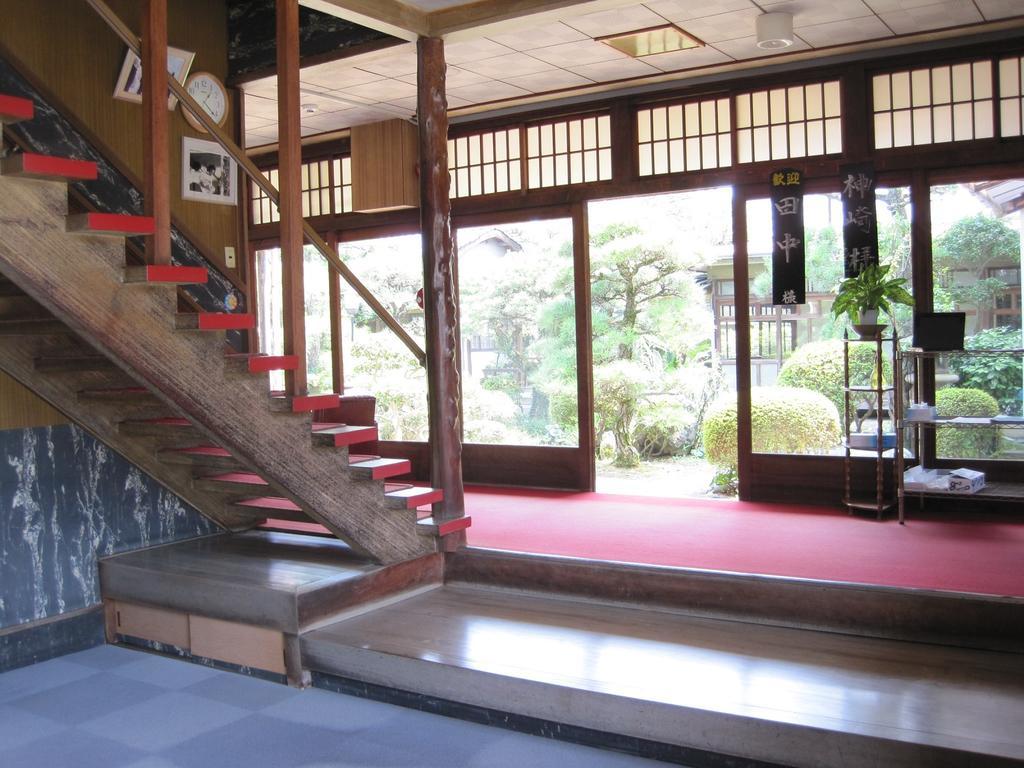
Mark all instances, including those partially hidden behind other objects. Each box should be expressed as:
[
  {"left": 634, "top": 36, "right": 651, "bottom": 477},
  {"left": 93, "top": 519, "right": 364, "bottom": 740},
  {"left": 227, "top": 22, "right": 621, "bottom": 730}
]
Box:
[
  {"left": 0, "top": 94, "right": 34, "bottom": 123},
  {"left": 416, "top": 515, "right": 472, "bottom": 537},
  {"left": 167, "top": 445, "right": 233, "bottom": 457},
  {"left": 1, "top": 152, "right": 97, "bottom": 181},
  {"left": 235, "top": 496, "right": 303, "bottom": 512},
  {"left": 176, "top": 313, "right": 255, "bottom": 331},
  {"left": 270, "top": 393, "right": 341, "bottom": 413},
  {"left": 313, "top": 424, "right": 375, "bottom": 435},
  {"left": 124, "top": 265, "right": 208, "bottom": 284},
  {"left": 67, "top": 213, "right": 155, "bottom": 236},
  {"left": 199, "top": 472, "right": 268, "bottom": 485},
  {"left": 385, "top": 486, "right": 444, "bottom": 510},
  {"left": 224, "top": 354, "right": 299, "bottom": 373}
]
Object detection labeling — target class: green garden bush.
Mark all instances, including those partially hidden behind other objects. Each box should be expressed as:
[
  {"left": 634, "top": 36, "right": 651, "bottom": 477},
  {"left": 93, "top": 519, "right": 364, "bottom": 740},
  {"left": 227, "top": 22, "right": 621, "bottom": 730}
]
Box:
[
  {"left": 702, "top": 386, "right": 842, "bottom": 470},
  {"left": 935, "top": 387, "right": 1000, "bottom": 459},
  {"left": 949, "top": 327, "right": 1023, "bottom": 416},
  {"left": 777, "top": 340, "right": 890, "bottom": 418}
]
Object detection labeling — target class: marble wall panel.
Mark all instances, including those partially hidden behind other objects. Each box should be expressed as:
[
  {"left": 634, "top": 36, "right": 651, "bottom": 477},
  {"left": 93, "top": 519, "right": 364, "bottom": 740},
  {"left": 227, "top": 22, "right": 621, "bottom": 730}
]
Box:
[{"left": 0, "top": 425, "right": 218, "bottom": 631}]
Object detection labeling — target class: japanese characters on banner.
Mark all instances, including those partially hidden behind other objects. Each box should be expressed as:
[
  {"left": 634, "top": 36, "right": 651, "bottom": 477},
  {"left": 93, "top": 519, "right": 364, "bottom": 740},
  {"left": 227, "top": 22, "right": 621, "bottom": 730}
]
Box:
[
  {"left": 770, "top": 168, "right": 805, "bottom": 306},
  {"left": 840, "top": 163, "right": 878, "bottom": 277}
]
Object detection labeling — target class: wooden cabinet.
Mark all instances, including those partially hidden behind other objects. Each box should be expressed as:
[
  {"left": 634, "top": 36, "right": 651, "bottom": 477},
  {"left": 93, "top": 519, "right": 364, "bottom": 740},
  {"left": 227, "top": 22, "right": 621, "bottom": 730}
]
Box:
[{"left": 350, "top": 118, "right": 419, "bottom": 212}]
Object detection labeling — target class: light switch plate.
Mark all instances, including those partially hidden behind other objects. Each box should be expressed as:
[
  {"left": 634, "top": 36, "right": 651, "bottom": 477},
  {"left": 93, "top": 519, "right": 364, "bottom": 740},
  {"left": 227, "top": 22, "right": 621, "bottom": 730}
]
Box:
[{"left": 224, "top": 246, "right": 236, "bottom": 269}]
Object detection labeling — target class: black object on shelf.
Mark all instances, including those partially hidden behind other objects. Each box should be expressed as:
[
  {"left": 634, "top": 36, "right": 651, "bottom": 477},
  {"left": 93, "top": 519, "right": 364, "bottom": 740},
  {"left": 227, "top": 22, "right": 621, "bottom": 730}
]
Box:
[{"left": 912, "top": 312, "right": 965, "bottom": 351}]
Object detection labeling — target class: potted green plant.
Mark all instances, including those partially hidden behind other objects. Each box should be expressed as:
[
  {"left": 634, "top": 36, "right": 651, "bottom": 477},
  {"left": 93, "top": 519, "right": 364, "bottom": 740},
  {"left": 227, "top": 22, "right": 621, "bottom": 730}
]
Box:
[{"left": 830, "top": 263, "right": 913, "bottom": 337}]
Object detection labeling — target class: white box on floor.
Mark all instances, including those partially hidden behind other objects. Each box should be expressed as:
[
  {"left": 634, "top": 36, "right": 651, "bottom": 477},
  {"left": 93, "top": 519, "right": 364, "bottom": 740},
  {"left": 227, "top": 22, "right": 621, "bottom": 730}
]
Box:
[
  {"left": 948, "top": 468, "right": 985, "bottom": 494},
  {"left": 903, "top": 465, "right": 937, "bottom": 491}
]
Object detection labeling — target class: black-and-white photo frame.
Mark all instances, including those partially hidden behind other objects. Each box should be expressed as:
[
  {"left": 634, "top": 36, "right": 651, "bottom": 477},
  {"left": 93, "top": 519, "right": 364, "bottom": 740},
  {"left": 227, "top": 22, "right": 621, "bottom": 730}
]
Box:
[{"left": 182, "top": 137, "right": 236, "bottom": 206}]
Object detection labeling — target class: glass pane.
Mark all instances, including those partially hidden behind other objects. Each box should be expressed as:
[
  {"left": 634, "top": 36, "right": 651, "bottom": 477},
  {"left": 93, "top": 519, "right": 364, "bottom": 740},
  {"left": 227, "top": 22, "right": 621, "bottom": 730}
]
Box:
[
  {"left": 338, "top": 235, "right": 428, "bottom": 441},
  {"left": 746, "top": 189, "right": 914, "bottom": 456},
  {"left": 456, "top": 218, "right": 577, "bottom": 447},
  {"left": 254, "top": 246, "right": 337, "bottom": 394},
  {"left": 931, "top": 182, "right": 1023, "bottom": 460}
]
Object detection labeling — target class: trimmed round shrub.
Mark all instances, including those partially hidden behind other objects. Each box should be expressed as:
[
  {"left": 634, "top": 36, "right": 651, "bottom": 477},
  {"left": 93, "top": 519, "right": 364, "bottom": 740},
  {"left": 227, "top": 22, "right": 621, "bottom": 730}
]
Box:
[
  {"left": 702, "top": 386, "right": 842, "bottom": 470},
  {"left": 777, "top": 340, "right": 890, "bottom": 417},
  {"left": 935, "top": 387, "right": 999, "bottom": 459}
]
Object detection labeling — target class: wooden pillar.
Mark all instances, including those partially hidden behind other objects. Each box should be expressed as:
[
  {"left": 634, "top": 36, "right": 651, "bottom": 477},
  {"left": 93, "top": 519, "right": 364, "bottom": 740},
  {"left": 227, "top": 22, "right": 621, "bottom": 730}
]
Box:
[
  {"left": 417, "top": 37, "right": 465, "bottom": 535},
  {"left": 277, "top": 0, "right": 306, "bottom": 395},
  {"left": 141, "top": 0, "right": 170, "bottom": 265}
]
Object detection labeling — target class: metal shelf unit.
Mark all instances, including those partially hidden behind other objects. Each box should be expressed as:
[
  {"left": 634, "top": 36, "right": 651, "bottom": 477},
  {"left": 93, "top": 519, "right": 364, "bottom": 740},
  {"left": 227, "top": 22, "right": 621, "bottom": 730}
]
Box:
[{"left": 895, "top": 347, "right": 1024, "bottom": 523}]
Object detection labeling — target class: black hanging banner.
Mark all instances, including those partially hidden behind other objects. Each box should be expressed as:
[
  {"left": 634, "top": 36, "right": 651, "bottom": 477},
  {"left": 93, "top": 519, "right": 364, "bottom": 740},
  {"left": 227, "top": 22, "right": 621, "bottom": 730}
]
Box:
[
  {"left": 770, "top": 168, "right": 805, "bottom": 306},
  {"left": 840, "top": 162, "right": 878, "bottom": 277}
]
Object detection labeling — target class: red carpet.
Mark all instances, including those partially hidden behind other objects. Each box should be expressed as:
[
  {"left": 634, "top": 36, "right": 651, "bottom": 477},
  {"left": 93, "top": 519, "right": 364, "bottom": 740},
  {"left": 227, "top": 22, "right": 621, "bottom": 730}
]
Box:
[{"left": 464, "top": 487, "right": 1024, "bottom": 597}]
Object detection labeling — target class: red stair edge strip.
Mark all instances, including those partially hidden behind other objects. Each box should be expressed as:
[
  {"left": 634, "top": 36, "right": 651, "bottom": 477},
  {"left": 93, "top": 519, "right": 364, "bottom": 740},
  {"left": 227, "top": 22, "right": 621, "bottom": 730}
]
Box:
[
  {"left": 21, "top": 153, "right": 98, "bottom": 180},
  {"left": 0, "top": 94, "right": 34, "bottom": 121},
  {"left": 85, "top": 212, "right": 155, "bottom": 235},
  {"left": 146, "top": 265, "right": 208, "bottom": 283},
  {"left": 197, "top": 313, "right": 255, "bottom": 330},
  {"left": 236, "top": 496, "right": 302, "bottom": 512}
]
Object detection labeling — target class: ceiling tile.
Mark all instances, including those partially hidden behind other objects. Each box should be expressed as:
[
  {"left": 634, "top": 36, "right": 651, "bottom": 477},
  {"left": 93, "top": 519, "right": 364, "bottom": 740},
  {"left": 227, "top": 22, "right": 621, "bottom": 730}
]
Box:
[
  {"left": 343, "top": 78, "right": 419, "bottom": 103},
  {"left": 459, "top": 52, "right": 556, "bottom": 79},
  {"left": 355, "top": 50, "right": 418, "bottom": 77},
  {"left": 242, "top": 77, "right": 277, "bottom": 99},
  {"left": 444, "top": 38, "right": 516, "bottom": 64},
  {"left": 396, "top": 66, "right": 490, "bottom": 89},
  {"left": 486, "top": 22, "right": 589, "bottom": 51},
  {"left": 712, "top": 35, "right": 811, "bottom": 59},
  {"left": 880, "top": 1, "right": 983, "bottom": 33},
  {"left": 564, "top": 4, "right": 669, "bottom": 37},
  {"left": 242, "top": 115, "right": 274, "bottom": 129},
  {"left": 678, "top": 8, "right": 763, "bottom": 43},
  {"left": 501, "top": 69, "right": 595, "bottom": 93},
  {"left": 529, "top": 40, "right": 627, "bottom": 68},
  {"left": 795, "top": 14, "right": 894, "bottom": 46},
  {"left": 763, "top": 0, "right": 875, "bottom": 27},
  {"left": 244, "top": 94, "right": 279, "bottom": 120},
  {"left": 646, "top": 0, "right": 755, "bottom": 22},
  {"left": 568, "top": 57, "right": 661, "bottom": 82},
  {"left": 863, "top": 0, "right": 950, "bottom": 10},
  {"left": 641, "top": 45, "right": 734, "bottom": 72},
  {"left": 383, "top": 93, "right": 473, "bottom": 111},
  {"left": 447, "top": 80, "right": 533, "bottom": 104},
  {"left": 976, "top": 0, "right": 1024, "bottom": 18},
  {"left": 300, "top": 64, "right": 384, "bottom": 91}
]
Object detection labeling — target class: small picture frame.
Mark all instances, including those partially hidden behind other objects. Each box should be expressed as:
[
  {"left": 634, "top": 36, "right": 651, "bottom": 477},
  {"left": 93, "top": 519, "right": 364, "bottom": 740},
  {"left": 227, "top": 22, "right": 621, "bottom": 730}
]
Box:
[
  {"left": 113, "top": 45, "right": 195, "bottom": 109},
  {"left": 182, "top": 137, "right": 236, "bottom": 206}
]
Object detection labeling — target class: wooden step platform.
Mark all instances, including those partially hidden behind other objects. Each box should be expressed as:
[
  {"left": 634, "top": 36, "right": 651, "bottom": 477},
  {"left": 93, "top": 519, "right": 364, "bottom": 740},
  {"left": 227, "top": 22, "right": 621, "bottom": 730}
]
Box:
[
  {"left": 302, "top": 583, "right": 1024, "bottom": 768},
  {"left": 100, "top": 531, "right": 443, "bottom": 636}
]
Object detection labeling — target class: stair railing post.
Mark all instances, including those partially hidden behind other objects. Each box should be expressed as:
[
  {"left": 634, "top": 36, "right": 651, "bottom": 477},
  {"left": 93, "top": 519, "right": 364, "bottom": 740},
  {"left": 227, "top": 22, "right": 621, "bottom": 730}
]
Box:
[
  {"left": 418, "top": 36, "right": 466, "bottom": 543},
  {"left": 141, "top": 0, "right": 171, "bottom": 265},
  {"left": 277, "top": 0, "right": 306, "bottom": 396}
]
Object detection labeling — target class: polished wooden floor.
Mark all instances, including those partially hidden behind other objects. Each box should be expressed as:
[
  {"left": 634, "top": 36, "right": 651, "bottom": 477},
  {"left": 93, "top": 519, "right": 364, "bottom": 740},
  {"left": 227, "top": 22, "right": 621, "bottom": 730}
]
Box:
[{"left": 303, "top": 584, "right": 1024, "bottom": 768}]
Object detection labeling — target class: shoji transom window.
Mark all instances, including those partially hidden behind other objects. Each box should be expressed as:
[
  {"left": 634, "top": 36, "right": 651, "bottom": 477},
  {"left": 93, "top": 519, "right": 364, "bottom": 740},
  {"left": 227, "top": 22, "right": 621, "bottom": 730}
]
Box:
[
  {"left": 448, "top": 128, "right": 522, "bottom": 199},
  {"left": 999, "top": 55, "right": 1024, "bottom": 138},
  {"left": 735, "top": 80, "right": 841, "bottom": 163},
  {"left": 637, "top": 96, "right": 732, "bottom": 176},
  {"left": 872, "top": 60, "right": 994, "bottom": 148},
  {"left": 526, "top": 114, "right": 611, "bottom": 189}
]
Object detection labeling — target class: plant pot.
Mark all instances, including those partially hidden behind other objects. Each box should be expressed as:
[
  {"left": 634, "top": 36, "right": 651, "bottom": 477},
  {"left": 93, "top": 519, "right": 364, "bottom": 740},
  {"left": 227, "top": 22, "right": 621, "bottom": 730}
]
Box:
[
  {"left": 858, "top": 308, "right": 879, "bottom": 325},
  {"left": 852, "top": 322, "right": 887, "bottom": 339}
]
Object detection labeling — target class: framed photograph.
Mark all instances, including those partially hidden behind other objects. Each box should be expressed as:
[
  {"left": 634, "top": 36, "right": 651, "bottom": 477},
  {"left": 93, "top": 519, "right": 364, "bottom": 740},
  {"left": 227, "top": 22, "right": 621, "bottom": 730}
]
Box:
[
  {"left": 182, "top": 137, "right": 236, "bottom": 206},
  {"left": 113, "top": 45, "right": 195, "bottom": 109}
]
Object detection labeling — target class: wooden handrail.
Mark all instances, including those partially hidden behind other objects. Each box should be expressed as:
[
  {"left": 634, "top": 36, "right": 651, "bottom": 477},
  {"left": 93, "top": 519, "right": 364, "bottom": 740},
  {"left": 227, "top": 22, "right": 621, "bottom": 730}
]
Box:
[{"left": 83, "top": 0, "right": 427, "bottom": 366}]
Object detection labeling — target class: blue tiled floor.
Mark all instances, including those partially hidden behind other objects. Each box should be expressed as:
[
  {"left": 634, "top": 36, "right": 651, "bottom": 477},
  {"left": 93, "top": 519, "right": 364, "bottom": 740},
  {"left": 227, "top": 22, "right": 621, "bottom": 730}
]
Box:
[{"left": 0, "top": 645, "right": 667, "bottom": 767}]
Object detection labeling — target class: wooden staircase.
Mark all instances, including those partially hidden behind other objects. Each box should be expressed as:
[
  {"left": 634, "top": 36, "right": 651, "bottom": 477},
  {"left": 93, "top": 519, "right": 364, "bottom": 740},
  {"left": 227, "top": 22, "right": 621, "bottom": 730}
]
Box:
[{"left": 0, "top": 94, "right": 458, "bottom": 564}]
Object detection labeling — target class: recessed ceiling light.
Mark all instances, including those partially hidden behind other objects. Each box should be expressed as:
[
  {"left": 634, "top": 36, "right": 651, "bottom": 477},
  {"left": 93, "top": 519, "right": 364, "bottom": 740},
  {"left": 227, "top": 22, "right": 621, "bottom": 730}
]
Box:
[
  {"left": 598, "top": 24, "right": 704, "bottom": 58},
  {"left": 301, "top": 102, "right": 319, "bottom": 114},
  {"left": 756, "top": 12, "right": 794, "bottom": 50}
]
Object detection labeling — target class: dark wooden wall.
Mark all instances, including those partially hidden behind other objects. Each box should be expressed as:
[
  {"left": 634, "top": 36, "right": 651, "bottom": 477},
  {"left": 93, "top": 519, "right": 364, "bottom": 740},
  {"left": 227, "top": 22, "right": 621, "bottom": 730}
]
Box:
[{"left": 0, "top": 0, "right": 239, "bottom": 277}]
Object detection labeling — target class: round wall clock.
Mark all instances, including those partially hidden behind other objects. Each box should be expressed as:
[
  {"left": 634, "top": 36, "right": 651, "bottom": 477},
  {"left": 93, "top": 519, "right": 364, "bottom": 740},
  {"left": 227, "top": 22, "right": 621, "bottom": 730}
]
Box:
[{"left": 182, "top": 71, "right": 229, "bottom": 132}]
